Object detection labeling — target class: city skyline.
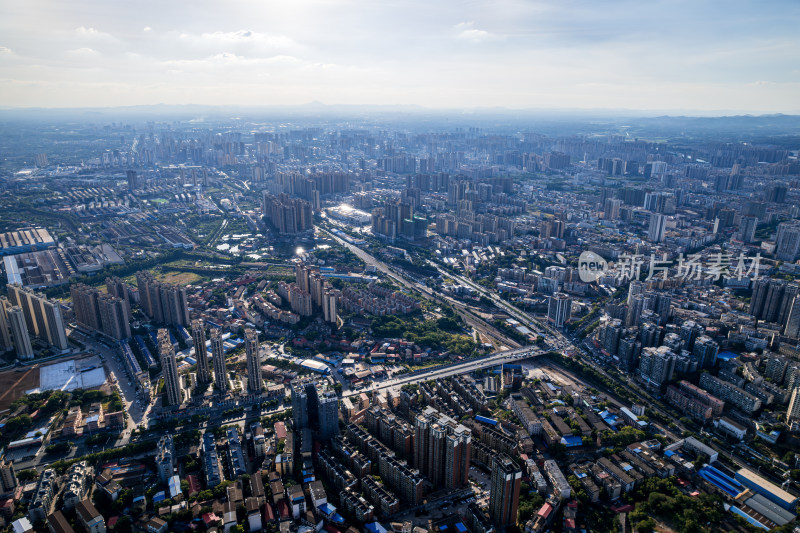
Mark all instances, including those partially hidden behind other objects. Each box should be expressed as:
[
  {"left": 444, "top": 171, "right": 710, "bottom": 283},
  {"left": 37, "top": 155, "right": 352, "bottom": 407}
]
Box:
[
  {"left": 1, "top": 40, "right": 800, "bottom": 530},
  {"left": 1, "top": 0, "right": 799, "bottom": 113}
]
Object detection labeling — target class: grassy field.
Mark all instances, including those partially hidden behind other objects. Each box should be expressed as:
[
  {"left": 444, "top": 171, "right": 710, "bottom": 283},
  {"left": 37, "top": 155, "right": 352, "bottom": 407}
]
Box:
[
  {"left": 120, "top": 266, "right": 209, "bottom": 287},
  {"left": 155, "top": 270, "right": 203, "bottom": 285}
]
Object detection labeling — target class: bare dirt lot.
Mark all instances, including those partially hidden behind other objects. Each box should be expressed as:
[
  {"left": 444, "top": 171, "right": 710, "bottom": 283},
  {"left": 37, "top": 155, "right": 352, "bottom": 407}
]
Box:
[
  {"left": 523, "top": 360, "right": 582, "bottom": 388},
  {"left": 156, "top": 270, "right": 203, "bottom": 285},
  {"left": 0, "top": 367, "right": 40, "bottom": 413}
]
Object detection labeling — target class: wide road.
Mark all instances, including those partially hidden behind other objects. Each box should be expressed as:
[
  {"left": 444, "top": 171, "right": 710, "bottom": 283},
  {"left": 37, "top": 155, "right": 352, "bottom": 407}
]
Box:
[
  {"left": 341, "top": 346, "right": 544, "bottom": 398},
  {"left": 140, "top": 346, "right": 543, "bottom": 426}
]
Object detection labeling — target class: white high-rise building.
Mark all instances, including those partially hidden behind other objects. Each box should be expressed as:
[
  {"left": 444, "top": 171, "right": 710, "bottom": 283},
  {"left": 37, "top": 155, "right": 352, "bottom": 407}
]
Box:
[
  {"left": 784, "top": 296, "right": 800, "bottom": 339},
  {"left": 156, "top": 435, "right": 175, "bottom": 483},
  {"left": 39, "top": 298, "right": 69, "bottom": 349},
  {"left": 638, "top": 346, "right": 676, "bottom": 389},
  {"left": 0, "top": 297, "right": 13, "bottom": 352},
  {"left": 737, "top": 216, "right": 758, "bottom": 244},
  {"left": 8, "top": 306, "right": 33, "bottom": 360},
  {"left": 603, "top": 198, "right": 622, "bottom": 221},
  {"left": 776, "top": 221, "right": 800, "bottom": 261},
  {"left": 211, "top": 327, "right": 228, "bottom": 394},
  {"left": 191, "top": 319, "right": 212, "bottom": 385},
  {"left": 627, "top": 280, "right": 646, "bottom": 305},
  {"left": 547, "top": 293, "right": 572, "bottom": 329},
  {"left": 245, "top": 328, "right": 261, "bottom": 394},
  {"left": 787, "top": 387, "right": 800, "bottom": 423},
  {"left": 158, "top": 328, "right": 182, "bottom": 407},
  {"left": 648, "top": 213, "right": 667, "bottom": 243},
  {"left": 7, "top": 284, "right": 68, "bottom": 349},
  {"left": 323, "top": 289, "right": 338, "bottom": 325}
]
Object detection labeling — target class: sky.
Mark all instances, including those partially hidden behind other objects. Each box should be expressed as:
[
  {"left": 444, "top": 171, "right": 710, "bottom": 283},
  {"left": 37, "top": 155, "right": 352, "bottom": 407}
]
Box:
[{"left": 0, "top": 0, "right": 798, "bottom": 113}]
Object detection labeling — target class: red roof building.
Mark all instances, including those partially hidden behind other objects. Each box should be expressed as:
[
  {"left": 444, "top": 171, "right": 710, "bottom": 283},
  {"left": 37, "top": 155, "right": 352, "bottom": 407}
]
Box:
[
  {"left": 263, "top": 503, "right": 276, "bottom": 522},
  {"left": 202, "top": 512, "right": 220, "bottom": 527},
  {"left": 186, "top": 474, "right": 202, "bottom": 495},
  {"left": 278, "top": 500, "right": 290, "bottom": 520},
  {"left": 612, "top": 504, "right": 634, "bottom": 513},
  {"left": 0, "top": 498, "right": 14, "bottom": 519}
]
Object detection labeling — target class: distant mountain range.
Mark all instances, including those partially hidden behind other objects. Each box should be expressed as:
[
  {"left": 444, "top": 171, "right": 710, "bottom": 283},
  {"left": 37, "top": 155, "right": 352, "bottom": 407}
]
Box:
[{"left": 0, "top": 103, "right": 798, "bottom": 141}]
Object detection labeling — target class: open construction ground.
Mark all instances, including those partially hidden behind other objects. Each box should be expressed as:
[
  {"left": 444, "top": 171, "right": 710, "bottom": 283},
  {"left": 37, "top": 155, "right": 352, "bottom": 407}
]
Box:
[{"left": 0, "top": 366, "right": 40, "bottom": 413}]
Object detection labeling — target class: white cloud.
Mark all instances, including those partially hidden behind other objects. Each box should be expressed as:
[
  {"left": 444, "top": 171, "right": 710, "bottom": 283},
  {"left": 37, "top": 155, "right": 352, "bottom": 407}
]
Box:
[
  {"left": 160, "top": 52, "right": 302, "bottom": 71},
  {"left": 143, "top": 26, "right": 152, "bottom": 32},
  {"left": 199, "top": 30, "right": 256, "bottom": 42},
  {"left": 0, "top": 46, "right": 12, "bottom": 54},
  {"left": 177, "top": 30, "right": 300, "bottom": 53},
  {"left": 459, "top": 28, "right": 490, "bottom": 41},
  {"left": 76, "top": 26, "right": 99, "bottom": 35},
  {"left": 66, "top": 47, "right": 100, "bottom": 57},
  {"left": 454, "top": 21, "right": 496, "bottom": 43},
  {"left": 75, "top": 26, "right": 115, "bottom": 40}
]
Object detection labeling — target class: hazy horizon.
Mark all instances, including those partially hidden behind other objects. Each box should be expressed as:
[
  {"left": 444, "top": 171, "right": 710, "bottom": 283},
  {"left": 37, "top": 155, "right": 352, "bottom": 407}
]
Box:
[
  {"left": 1, "top": 0, "right": 799, "bottom": 113},
  {"left": 1, "top": 101, "right": 799, "bottom": 118}
]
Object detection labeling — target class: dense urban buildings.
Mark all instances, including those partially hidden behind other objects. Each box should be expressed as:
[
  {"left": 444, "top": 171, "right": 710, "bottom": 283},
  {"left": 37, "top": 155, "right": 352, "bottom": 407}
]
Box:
[
  {"left": 136, "top": 271, "right": 190, "bottom": 327},
  {"left": 158, "top": 328, "right": 182, "bottom": 407},
  {"left": 7, "top": 284, "right": 68, "bottom": 350},
  {"left": 547, "top": 293, "right": 572, "bottom": 329},
  {"left": 190, "top": 319, "right": 212, "bottom": 385},
  {"left": 262, "top": 192, "right": 314, "bottom": 234},
  {"left": 291, "top": 380, "right": 340, "bottom": 440},
  {"left": 1, "top": 109, "right": 800, "bottom": 533},
  {"left": 414, "top": 407, "right": 471, "bottom": 490},
  {"left": 665, "top": 380, "right": 725, "bottom": 421},
  {"left": 0, "top": 458, "right": 17, "bottom": 498},
  {"left": 7, "top": 305, "right": 33, "bottom": 360},
  {"left": 489, "top": 454, "right": 522, "bottom": 527},
  {"left": 211, "top": 327, "right": 228, "bottom": 394},
  {"left": 245, "top": 328, "right": 262, "bottom": 394}
]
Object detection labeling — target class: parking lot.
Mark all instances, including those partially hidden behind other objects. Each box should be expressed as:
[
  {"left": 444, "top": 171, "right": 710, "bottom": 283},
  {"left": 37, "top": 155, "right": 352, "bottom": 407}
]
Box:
[{"left": 468, "top": 465, "right": 491, "bottom": 506}]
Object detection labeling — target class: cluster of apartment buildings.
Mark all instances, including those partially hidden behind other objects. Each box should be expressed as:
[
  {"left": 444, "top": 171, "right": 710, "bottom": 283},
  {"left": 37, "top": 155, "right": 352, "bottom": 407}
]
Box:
[
  {"left": 262, "top": 192, "right": 314, "bottom": 234},
  {"left": 0, "top": 283, "right": 68, "bottom": 361},
  {"left": 134, "top": 271, "right": 190, "bottom": 327},
  {"left": 3, "top": 460, "right": 106, "bottom": 533},
  {"left": 339, "top": 284, "right": 420, "bottom": 317},
  {"left": 158, "top": 320, "right": 262, "bottom": 406},
  {"left": 274, "top": 262, "right": 340, "bottom": 325},
  {"left": 371, "top": 195, "right": 428, "bottom": 242},
  {"left": 251, "top": 292, "right": 300, "bottom": 325},
  {"left": 70, "top": 283, "right": 131, "bottom": 341}
]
